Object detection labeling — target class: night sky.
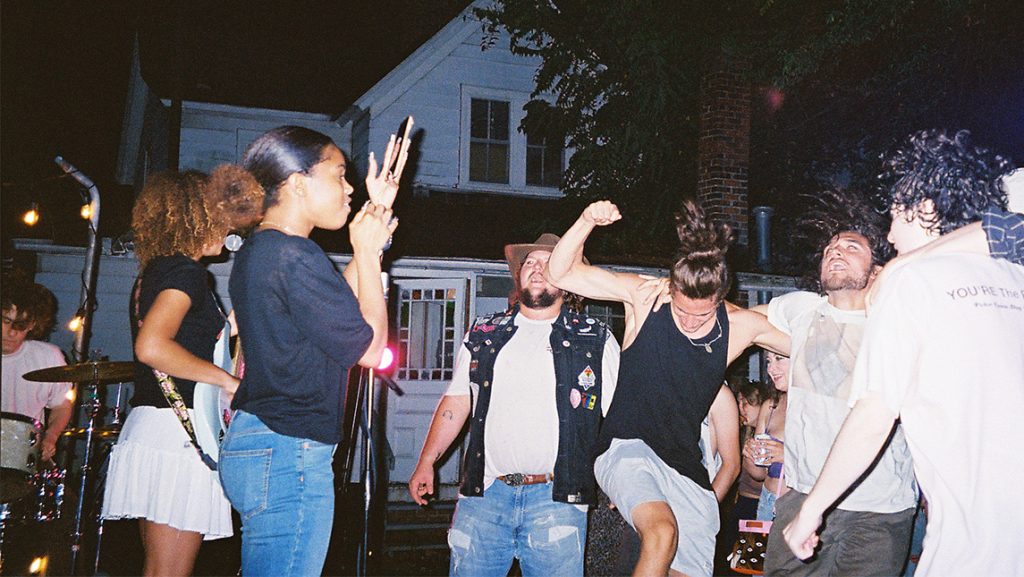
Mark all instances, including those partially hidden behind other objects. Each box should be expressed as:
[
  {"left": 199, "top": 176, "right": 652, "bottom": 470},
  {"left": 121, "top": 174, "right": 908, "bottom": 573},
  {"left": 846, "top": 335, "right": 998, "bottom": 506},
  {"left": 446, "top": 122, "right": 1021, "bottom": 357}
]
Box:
[{"left": 3, "top": 1, "right": 1022, "bottom": 250}]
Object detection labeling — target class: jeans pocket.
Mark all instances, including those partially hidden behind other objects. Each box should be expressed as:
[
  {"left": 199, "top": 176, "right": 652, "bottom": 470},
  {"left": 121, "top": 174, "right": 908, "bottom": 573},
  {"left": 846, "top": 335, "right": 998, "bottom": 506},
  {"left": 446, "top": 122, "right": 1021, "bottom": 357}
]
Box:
[{"left": 219, "top": 448, "right": 272, "bottom": 522}]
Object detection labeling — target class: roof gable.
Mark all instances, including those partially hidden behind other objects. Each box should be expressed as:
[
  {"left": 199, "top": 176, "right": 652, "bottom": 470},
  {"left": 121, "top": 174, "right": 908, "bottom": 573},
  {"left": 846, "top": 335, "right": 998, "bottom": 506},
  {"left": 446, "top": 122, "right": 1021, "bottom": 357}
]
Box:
[{"left": 335, "top": 1, "right": 489, "bottom": 126}]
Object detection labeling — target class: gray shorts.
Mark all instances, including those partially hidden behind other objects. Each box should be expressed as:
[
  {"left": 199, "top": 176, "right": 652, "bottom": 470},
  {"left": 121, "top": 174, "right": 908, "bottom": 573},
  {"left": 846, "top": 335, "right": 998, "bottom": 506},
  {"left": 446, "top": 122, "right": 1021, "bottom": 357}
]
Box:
[{"left": 594, "top": 438, "right": 718, "bottom": 577}]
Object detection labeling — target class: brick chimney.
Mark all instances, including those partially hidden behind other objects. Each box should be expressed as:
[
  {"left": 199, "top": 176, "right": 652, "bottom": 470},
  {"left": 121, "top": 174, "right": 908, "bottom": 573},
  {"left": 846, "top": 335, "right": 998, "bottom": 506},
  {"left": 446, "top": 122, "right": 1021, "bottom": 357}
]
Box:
[{"left": 697, "top": 52, "right": 751, "bottom": 247}]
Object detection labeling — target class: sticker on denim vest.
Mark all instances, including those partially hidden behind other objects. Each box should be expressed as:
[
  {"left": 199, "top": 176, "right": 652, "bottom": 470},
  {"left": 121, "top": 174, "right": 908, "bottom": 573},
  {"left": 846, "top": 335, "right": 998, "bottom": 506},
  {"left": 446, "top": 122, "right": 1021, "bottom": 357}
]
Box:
[
  {"left": 570, "top": 388, "right": 582, "bottom": 408},
  {"left": 577, "top": 366, "right": 596, "bottom": 390},
  {"left": 582, "top": 392, "right": 597, "bottom": 410}
]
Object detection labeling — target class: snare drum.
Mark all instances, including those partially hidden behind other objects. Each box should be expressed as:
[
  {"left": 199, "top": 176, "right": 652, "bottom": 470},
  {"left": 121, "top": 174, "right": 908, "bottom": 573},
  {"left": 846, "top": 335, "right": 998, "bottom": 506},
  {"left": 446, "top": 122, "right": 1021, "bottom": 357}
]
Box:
[{"left": 1, "top": 412, "right": 42, "bottom": 503}]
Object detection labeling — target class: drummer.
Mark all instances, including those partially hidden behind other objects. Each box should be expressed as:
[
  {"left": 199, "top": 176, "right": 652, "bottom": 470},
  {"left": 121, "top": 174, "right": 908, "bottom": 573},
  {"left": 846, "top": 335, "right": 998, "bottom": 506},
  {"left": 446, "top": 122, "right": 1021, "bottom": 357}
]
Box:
[{"left": 1, "top": 272, "right": 73, "bottom": 462}]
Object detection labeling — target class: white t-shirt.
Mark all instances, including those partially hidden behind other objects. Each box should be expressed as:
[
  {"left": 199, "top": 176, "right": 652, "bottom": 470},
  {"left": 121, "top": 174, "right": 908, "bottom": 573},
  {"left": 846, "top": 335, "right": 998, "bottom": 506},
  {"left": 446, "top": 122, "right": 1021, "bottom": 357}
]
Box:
[
  {"left": 850, "top": 253, "right": 1024, "bottom": 576},
  {"left": 446, "top": 313, "right": 620, "bottom": 488},
  {"left": 2, "top": 340, "right": 71, "bottom": 423},
  {"left": 768, "top": 291, "right": 917, "bottom": 512}
]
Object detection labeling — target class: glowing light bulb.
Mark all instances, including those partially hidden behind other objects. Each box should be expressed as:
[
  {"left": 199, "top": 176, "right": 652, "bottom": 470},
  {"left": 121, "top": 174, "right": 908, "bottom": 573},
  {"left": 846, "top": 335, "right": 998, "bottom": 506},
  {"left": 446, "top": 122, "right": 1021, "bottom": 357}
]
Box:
[
  {"left": 66, "top": 388, "right": 76, "bottom": 403},
  {"left": 68, "top": 315, "right": 83, "bottom": 332},
  {"left": 80, "top": 203, "right": 93, "bottom": 219},
  {"left": 23, "top": 204, "right": 40, "bottom": 226},
  {"left": 377, "top": 346, "right": 395, "bottom": 371},
  {"left": 29, "top": 555, "right": 47, "bottom": 574}
]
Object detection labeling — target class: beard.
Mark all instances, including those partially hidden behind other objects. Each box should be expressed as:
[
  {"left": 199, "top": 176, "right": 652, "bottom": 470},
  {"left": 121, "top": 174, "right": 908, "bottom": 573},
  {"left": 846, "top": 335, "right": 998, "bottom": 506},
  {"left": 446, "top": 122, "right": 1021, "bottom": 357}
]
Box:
[
  {"left": 820, "top": 268, "right": 871, "bottom": 292},
  {"left": 518, "top": 286, "right": 561, "bottom": 309}
]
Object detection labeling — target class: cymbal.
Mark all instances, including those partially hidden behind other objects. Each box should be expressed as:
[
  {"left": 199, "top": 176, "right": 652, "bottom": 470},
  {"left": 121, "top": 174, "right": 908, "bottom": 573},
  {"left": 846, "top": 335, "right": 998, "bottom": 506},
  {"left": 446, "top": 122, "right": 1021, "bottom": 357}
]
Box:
[
  {"left": 62, "top": 425, "right": 121, "bottom": 440},
  {"left": 23, "top": 361, "right": 135, "bottom": 384}
]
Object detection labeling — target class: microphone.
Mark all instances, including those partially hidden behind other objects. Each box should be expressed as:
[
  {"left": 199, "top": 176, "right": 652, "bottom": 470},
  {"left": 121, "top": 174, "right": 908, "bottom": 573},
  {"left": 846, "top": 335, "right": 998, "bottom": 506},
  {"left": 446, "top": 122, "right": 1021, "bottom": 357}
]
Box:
[{"left": 225, "top": 233, "right": 244, "bottom": 252}]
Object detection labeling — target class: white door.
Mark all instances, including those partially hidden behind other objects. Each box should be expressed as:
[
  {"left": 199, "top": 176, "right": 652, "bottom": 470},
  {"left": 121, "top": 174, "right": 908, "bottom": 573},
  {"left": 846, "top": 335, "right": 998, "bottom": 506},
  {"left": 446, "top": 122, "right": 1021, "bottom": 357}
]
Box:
[{"left": 386, "top": 278, "right": 469, "bottom": 499}]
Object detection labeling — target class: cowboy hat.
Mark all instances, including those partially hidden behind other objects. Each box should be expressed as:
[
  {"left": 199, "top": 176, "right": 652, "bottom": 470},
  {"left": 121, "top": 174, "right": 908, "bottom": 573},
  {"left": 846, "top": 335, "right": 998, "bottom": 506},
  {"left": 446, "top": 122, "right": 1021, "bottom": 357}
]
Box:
[{"left": 504, "top": 233, "right": 588, "bottom": 291}]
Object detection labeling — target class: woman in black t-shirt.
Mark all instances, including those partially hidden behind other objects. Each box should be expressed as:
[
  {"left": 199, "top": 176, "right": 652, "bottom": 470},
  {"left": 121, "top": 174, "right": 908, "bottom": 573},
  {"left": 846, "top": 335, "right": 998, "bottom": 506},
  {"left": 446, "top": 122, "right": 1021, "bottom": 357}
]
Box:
[
  {"left": 222, "top": 123, "right": 409, "bottom": 577},
  {"left": 102, "top": 167, "right": 263, "bottom": 576}
]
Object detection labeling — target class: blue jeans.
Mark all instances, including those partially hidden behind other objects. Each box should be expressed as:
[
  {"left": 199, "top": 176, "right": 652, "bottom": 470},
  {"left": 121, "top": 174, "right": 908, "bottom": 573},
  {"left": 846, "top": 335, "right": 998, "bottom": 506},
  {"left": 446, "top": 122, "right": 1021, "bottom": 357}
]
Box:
[
  {"left": 448, "top": 480, "right": 587, "bottom": 577},
  {"left": 218, "top": 411, "right": 336, "bottom": 577},
  {"left": 757, "top": 484, "right": 778, "bottom": 521}
]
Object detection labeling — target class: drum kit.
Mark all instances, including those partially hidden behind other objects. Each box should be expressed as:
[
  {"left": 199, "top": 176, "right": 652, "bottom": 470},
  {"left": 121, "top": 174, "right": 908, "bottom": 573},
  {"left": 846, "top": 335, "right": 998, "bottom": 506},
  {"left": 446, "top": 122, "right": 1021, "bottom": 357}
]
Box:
[{"left": 0, "top": 360, "right": 133, "bottom": 576}]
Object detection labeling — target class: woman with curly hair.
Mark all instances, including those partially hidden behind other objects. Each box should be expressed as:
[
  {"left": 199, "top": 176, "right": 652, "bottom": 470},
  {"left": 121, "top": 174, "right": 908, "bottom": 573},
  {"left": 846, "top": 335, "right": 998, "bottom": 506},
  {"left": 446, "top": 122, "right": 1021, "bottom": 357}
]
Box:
[
  {"left": 102, "top": 165, "right": 264, "bottom": 577},
  {"left": 221, "top": 124, "right": 408, "bottom": 577}
]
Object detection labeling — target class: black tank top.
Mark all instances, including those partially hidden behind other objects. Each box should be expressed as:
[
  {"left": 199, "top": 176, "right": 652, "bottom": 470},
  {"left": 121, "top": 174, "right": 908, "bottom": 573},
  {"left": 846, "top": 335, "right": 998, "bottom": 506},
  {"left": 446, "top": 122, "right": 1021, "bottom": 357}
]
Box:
[{"left": 597, "top": 302, "right": 729, "bottom": 491}]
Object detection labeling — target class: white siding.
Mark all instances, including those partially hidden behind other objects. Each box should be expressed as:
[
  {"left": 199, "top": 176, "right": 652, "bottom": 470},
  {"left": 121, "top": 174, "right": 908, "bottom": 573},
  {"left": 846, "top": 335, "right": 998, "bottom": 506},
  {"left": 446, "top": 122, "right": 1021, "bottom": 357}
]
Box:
[
  {"left": 176, "top": 102, "right": 351, "bottom": 173},
  {"left": 359, "top": 28, "right": 560, "bottom": 197}
]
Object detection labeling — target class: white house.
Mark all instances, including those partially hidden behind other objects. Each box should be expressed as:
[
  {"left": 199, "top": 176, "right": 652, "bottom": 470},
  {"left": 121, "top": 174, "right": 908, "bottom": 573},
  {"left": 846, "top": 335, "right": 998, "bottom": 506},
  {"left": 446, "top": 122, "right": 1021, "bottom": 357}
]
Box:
[{"left": 23, "top": 1, "right": 796, "bottom": 503}]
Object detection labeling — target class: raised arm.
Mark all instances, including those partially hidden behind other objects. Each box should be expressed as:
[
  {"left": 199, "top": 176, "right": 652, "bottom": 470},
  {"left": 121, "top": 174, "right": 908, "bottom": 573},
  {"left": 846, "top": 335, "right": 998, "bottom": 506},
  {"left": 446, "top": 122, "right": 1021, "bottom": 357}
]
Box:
[
  {"left": 546, "top": 201, "right": 643, "bottom": 304},
  {"left": 347, "top": 204, "right": 398, "bottom": 368},
  {"left": 343, "top": 118, "right": 413, "bottom": 294}
]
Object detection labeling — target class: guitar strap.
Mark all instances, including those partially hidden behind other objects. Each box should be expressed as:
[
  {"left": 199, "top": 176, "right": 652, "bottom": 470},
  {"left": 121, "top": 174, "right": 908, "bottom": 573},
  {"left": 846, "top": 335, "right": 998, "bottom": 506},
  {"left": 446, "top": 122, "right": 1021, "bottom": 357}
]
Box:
[{"left": 132, "top": 277, "right": 218, "bottom": 471}]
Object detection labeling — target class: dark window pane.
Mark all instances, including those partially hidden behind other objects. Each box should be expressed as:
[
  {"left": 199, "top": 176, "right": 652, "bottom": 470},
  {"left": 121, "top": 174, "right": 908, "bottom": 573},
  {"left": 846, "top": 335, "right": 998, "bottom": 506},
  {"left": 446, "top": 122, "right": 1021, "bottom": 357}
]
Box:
[
  {"left": 489, "top": 144, "right": 509, "bottom": 183},
  {"left": 470, "top": 99, "right": 488, "bottom": 138},
  {"left": 526, "top": 147, "right": 542, "bottom": 185},
  {"left": 469, "top": 142, "right": 488, "bottom": 181},
  {"left": 490, "top": 101, "right": 510, "bottom": 140},
  {"left": 545, "top": 143, "right": 564, "bottom": 187}
]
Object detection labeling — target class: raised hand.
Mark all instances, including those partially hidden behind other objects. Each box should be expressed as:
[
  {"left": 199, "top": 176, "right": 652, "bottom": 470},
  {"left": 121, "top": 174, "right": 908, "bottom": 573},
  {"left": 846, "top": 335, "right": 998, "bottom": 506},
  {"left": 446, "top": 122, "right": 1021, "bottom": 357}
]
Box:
[
  {"left": 582, "top": 200, "right": 622, "bottom": 226},
  {"left": 349, "top": 202, "right": 398, "bottom": 255},
  {"left": 366, "top": 116, "right": 414, "bottom": 209}
]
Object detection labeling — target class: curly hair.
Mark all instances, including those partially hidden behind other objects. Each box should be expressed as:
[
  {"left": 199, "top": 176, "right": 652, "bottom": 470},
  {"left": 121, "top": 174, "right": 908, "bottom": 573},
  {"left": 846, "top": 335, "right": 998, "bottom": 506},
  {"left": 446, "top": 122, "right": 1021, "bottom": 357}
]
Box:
[
  {"left": 670, "top": 200, "right": 733, "bottom": 302},
  {"left": 791, "top": 189, "right": 894, "bottom": 293},
  {"left": 132, "top": 166, "right": 264, "bottom": 270},
  {"left": 879, "top": 129, "right": 1013, "bottom": 235},
  {"left": 2, "top": 271, "right": 58, "bottom": 339}
]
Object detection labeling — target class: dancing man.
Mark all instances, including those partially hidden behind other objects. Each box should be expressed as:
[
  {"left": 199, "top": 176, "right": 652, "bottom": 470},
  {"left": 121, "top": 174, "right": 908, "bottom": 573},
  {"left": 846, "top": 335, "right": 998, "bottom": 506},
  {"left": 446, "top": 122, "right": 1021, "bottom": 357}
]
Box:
[
  {"left": 783, "top": 129, "right": 1023, "bottom": 576},
  {"left": 547, "top": 200, "right": 788, "bottom": 577}
]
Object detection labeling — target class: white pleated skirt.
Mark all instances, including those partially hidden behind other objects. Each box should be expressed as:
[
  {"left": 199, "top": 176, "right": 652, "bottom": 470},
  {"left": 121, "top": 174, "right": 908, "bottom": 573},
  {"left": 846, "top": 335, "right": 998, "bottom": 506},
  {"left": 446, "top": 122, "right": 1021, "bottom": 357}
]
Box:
[{"left": 101, "top": 406, "right": 232, "bottom": 540}]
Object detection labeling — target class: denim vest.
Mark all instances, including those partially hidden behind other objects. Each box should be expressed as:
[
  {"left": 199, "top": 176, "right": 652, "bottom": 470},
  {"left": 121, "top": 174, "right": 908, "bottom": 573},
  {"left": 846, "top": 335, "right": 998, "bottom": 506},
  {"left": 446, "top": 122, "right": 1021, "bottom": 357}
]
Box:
[{"left": 459, "top": 305, "right": 608, "bottom": 505}]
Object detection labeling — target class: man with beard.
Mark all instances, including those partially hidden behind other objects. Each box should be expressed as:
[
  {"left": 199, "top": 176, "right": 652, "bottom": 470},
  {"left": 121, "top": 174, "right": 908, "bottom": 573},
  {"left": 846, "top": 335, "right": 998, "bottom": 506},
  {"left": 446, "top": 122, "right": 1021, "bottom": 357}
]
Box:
[
  {"left": 408, "top": 234, "right": 620, "bottom": 577},
  {"left": 758, "top": 212, "right": 919, "bottom": 576},
  {"left": 783, "top": 129, "right": 1023, "bottom": 576}
]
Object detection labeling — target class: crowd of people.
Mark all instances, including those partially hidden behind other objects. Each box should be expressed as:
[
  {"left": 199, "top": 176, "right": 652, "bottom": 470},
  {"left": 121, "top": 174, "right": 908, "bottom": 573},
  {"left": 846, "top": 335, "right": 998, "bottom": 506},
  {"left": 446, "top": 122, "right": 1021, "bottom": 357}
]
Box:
[{"left": 4, "top": 125, "right": 1021, "bottom": 577}]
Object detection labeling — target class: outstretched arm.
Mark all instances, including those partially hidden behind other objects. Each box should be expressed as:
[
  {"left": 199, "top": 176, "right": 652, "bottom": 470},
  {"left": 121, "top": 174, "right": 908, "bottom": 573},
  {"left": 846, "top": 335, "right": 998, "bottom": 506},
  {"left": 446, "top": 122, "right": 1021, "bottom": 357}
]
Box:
[
  {"left": 783, "top": 392, "right": 897, "bottom": 559},
  {"left": 726, "top": 306, "right": 790, "bottom": 363},
  {"left": 408, "top": 394, "right": 471, "bottom": 505}
]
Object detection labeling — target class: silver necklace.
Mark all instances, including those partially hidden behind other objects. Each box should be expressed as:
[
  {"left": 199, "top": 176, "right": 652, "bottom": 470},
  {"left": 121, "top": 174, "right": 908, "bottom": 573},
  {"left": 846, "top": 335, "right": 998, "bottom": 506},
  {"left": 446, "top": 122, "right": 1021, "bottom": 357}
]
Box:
[{"left": 684, "top": 317, "right": 723, "bottom": 354}]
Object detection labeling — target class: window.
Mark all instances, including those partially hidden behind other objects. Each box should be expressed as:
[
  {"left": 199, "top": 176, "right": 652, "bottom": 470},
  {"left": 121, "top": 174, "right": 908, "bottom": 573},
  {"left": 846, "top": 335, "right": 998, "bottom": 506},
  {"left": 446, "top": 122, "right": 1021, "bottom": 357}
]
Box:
[
  {"left": 396, "top": 287, "right": 461, "bottom": 381},
  {"left": 469, "top": 99, "right": 510, "bottom": 184},
  {"left": 526, "top": 132, "right": 563, "bottom": 188},
  {"left": 460, "top": 87, "right": 565, "bottom": 196}
]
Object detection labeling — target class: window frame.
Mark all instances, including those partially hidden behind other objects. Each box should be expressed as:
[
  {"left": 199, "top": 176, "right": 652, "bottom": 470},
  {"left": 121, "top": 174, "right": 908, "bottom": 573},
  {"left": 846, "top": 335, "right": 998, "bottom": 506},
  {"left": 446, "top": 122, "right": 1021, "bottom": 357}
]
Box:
[{"left": 459, "top": 85, "right": 565, "bottom": 198}]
